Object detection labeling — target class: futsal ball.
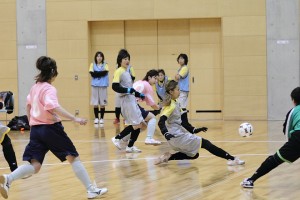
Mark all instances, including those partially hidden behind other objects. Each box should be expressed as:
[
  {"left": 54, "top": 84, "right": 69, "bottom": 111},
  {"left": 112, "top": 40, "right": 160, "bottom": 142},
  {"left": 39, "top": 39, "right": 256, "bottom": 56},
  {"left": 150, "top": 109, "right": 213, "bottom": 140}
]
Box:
[{"left": 238, "top": 122, "right": 253, "bottom": 137}]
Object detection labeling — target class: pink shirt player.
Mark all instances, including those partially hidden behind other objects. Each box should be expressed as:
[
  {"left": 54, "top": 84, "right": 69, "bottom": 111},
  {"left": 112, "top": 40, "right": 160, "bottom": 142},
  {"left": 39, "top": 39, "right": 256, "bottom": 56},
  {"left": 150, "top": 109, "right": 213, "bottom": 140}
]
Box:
[
  {"left": 133, "top": 80, "right": 156, "bottom": 107},
  {"left": 26, "top": 82, "right": 61, "bottom": 125}
]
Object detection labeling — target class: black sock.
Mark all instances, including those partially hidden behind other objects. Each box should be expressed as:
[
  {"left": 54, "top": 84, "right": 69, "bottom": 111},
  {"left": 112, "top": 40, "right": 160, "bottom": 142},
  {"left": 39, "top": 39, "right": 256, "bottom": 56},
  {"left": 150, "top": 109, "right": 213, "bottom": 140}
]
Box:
[
  {"left": 169, "top": 152, "right": 199, "bottom": 160},
  {"left": 2, "top": 135, "right": 18, "bottom": 172},
  {"left": 115, "top": 125, "right": 134, "bottom": 139},
  {"left": 115, "top": 107, "right": 121, "bottom": 120},
  {"left": 201, "top": 138, "right": 235, "bottom": 160},
  {"left": 249, "top": 154, "right": 283, "bottom": 182},
  {"left": 128, "top": 128, "right": 140, "bottom": 147},
  {"left": 100, "top": 107, "right": 105, "bottom": 119},
  {"left": 93, "top": 107, "right": 99, "bottom": 119}
]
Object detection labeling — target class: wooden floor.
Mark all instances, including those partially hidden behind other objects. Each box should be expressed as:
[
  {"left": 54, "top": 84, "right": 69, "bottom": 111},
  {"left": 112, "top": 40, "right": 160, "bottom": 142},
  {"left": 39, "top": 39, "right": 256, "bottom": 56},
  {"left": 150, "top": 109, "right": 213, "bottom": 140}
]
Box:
[{"left": 1, "top": 119, "right": 299, "bottom": 200}]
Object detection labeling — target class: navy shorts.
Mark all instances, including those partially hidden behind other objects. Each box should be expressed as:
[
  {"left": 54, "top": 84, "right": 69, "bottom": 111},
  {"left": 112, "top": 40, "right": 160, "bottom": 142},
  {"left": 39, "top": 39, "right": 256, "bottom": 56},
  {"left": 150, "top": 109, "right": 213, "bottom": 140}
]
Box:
[
  {"left": 23, "top": 122, "right": 79, "bottom": 164},
  {"left": 138, "top": 105, "right": 149, "bottom": 119},
  {"left": 277, "top": 131, "right": 300, "bottom": 163}
]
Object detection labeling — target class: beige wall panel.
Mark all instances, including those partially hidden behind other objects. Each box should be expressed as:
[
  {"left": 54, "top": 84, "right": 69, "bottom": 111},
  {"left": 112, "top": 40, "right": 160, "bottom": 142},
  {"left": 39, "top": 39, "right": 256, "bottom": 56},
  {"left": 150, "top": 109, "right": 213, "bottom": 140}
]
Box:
[
  {"left": 224, "top": 96, "right": 267, "bottom": 120},
  {"left": 54, "top": 78, "right": 89, "bottom": 98},
  {"left": 0, "top": 60, "right": 17, "bottom": 78},
  {"left": 158, "top": 20, "right": 189, "bottom": 44},
  {"left": 221, "top": 0, "right": 265, "bottom": 16},
  {"left": 224, "top": 56, "right": 266, "bottom": 76},
  {"left": 223, "top": 36, "right": 266, "bottom": 56},
  {"left": 0, "top": 41, "right": 16, "bottom": 59},
  {"left": 125, "top": 20, "right": 157, "bottom": 45},
  {"left": 223, "top": 16, "right": 266, "bottom": 36},
  {"left": 91, "top": 0, "right": 154, "bottom": 20},
  {"left": 191, "top": 94, "right": 222, "bottom": 110},
  {"left": 48, "top": 40, "right": 88, "bottom": 59},
  {"left": 154, "top": 0, "right": 221, "bottom": 18},
  {"left": 126, "top": 45, "right": 158, "bottom": 70},
  {"left": 225, "top": 76, "right": 266, "bottom": 96},
  {"left": 90, "top": 21, "right": 124, "bottom": 46},
  {"left": 0, "top": 2, "right": 15, "bottom": 21},
  {"left": 47, "top": 21, "right": 87, "bottom": 40},
  {"left": 53, "top": 59, "right": 89, "bottom": 79},
  {"left": 191, "top": 69, "right": 222, "bottom": 95},
  {"left": 190, "top": 44, "right": 221, "bottom": 68},
  {"left": 47, "top": 1, "right": 91, "bottom": 21},
  {"left": 0, "top": 22, "right": 16, "bottom": 41},
  {"left": 158, "top": 44, "right": 189, "bottom": 70},
  {"left": 59, "top": 97, "right": 89, "bottom": 118},
  {"left": 191, "top": 113, "right": 222, "bottom": 120},
  {"left": 0, "top": 79, "right": 18, "bottom": 93},
  {"left": 190, "top": 18, "right": 221, "bottom": 44}
]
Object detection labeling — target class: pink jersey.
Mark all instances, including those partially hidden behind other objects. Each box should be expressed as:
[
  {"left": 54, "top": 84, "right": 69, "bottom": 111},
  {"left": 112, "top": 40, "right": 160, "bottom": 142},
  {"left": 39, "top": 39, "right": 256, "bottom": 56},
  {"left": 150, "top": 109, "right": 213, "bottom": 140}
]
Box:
[
  {"left": 26, "top": 82, "right": 61, "bottom": 125},
  {"left": 133, "top": 80, "right": 155, "bottom": 106}
]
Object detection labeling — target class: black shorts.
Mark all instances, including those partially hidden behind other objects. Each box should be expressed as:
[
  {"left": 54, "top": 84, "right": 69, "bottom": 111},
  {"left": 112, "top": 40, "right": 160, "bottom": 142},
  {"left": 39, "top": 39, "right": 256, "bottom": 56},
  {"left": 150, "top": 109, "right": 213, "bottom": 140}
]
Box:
[
  {"left": 138, "top": 104, "right": 149, "bottom": 119},
  {"left": 23, "top": 122, "right": 79, "bottom": 164},
  {"left": 277, "top": 131, "right": 300, "bottom": 163}
]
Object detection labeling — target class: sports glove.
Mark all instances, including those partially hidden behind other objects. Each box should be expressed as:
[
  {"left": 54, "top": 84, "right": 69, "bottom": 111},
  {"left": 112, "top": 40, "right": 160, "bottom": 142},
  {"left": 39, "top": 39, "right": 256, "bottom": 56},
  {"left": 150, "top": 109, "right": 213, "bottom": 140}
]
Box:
[
  {"left": 164, "top": 132, "right": 175, "bottom": 140},
  {"left": 128, "top": 88, "right": 145, "bottom": 100},
  {"left": 193, "top": 127, "right": 208, "bottom": 133}
]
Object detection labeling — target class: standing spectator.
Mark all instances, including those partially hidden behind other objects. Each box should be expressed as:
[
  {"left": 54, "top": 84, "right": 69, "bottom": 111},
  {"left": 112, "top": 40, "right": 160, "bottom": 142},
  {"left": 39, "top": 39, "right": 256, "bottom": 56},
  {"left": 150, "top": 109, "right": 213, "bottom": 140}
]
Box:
[{"left": 89, "top": 51, "right": 109, "bottom": 124}]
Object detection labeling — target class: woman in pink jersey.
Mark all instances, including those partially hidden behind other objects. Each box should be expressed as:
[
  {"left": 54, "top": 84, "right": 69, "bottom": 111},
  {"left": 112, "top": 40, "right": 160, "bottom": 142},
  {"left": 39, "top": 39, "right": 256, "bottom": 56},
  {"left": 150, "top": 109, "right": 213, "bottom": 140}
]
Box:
[{"left": 0, "top": 56, "right": 107, "bottom": 199}]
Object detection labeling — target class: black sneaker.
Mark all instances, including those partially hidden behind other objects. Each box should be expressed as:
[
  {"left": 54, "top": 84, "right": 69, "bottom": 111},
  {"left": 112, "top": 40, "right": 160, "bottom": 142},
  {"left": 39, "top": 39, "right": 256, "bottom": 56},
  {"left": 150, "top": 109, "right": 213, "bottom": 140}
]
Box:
[{"left": 240, "top": 178, "right": 254, "bottom": 188}]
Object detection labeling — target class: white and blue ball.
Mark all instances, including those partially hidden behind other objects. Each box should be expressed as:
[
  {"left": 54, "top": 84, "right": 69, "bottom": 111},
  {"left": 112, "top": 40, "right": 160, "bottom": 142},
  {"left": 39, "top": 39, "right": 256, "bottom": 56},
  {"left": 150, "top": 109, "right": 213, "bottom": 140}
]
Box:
[{"left": 238, "top": 122, "right": 253, "bottom": 137}]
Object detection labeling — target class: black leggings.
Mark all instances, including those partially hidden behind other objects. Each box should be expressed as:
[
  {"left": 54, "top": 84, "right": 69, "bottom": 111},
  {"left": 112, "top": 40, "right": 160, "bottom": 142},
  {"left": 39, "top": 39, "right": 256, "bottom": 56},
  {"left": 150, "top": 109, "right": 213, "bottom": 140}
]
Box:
[{"left": 1, "top": 135, "right": 18, "bottom": 171}]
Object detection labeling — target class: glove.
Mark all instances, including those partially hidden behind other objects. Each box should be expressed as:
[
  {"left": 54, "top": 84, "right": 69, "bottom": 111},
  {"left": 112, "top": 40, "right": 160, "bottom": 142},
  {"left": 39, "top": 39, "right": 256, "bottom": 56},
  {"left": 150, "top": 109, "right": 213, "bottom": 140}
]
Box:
[
  {"left": 164, "top": 132, "right": 175, "bottom": 140},
  {"left": 193, "top": 127, "right": 208, "bottom": 133},
  {"left": 128, "top": 88, "right": 145, "bottom": 100}
]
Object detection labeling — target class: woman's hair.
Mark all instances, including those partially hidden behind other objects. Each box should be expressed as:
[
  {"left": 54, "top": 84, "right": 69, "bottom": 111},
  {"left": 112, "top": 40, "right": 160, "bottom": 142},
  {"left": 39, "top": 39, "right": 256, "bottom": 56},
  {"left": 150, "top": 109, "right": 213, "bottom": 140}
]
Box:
[
  {"left": 94, "top": 51, "right": 105, "bottom": 64},
  {"left": 157, "top": 69, "right": 166, "bottom": 76},
  {"left": 291, "top": 87, "right": 300, "bottom": 105},
  {"left": 143, "top": 69, "right": 158, "bottom": 81},
  {"left": 117, "top": 49, "right": 130, "bottom": 68},
  {"left": 177, "top": 53, "right": 188, "bottom": 65},
  {"left": 163, "top": 80, "right": 178, "bottom": 106},
  {"left": 35, "top": 56, "right": 58, "bottom": 83}
]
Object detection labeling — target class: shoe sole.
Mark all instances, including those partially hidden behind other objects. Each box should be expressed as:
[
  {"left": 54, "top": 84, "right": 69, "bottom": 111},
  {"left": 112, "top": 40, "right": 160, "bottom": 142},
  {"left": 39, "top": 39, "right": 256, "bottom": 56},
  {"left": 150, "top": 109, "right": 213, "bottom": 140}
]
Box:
[
  {"left": 87, "top": 188, "right": 108, "bottom": 199},
  {"left": 145, "top": 142, "right": 162, "bottom": 146},
  {"left": 0, "top": 128, "right": 10, "bottom": 144},
  {"left": 0, "top": 176, "right": 8, "bottom": 199},
  {"left": 111, "top": 138, "right": 122, "bottom": 150}
]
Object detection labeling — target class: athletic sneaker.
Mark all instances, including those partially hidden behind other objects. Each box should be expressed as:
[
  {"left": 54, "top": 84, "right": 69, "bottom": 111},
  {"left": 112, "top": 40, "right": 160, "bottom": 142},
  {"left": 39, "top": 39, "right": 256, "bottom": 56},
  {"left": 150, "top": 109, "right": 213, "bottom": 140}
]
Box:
[
  {"left": 111, "top": 137, "right": 122, "bottom": 150},
  {"left": 126, "top": 146, "right": 142, "bottom": 153},
  {"left": 227, "top": 157, "right": 245, "bottom": 166},
  {"left": 94, "top": 118, "right": 99, "bottom": 124},
  {"left": 0, "top": 127, "right": 10, "bottom": 143},
  {"left": 145, "top": 138, "right": 162, "bottom": 145},
  {"left": 240, "top": 178, "right": 254, "bottom": 188},
  {"left": 154, "top": 152, "right": 172, "bottom": 165},
  {"left": 113, "top": 118, "right": 120, "bottom": 124},
  {"left": 0, "top": 174, "right": 9, "bottom": 199},
  {"left": 87, "top": 184, "right": 108, "bottom": 199},
  {"left": 99, "top": 119, "right": 104, "bottom": 124}
]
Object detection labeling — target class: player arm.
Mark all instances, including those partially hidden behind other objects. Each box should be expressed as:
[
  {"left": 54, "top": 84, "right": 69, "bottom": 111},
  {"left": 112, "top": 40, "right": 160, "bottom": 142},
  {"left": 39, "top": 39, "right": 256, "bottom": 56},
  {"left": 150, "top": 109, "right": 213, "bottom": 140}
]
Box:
[
  {"left": 181, "top": 112, "right": 208, "bottom": 134},
  {"left": 93, "top": 71, "right": 108, "bottom": 77},
  {"left": 26, "top": 104, "right": 31, "bottom": 122},
  {"left": 52, "top": 106, "right": 87, "bottom": 125},
  {"left": 158, "top": 115, "right": 169, "bottom": 135},
  {"left": 112, "top": 83, "right": 130, "bottom": 94}
]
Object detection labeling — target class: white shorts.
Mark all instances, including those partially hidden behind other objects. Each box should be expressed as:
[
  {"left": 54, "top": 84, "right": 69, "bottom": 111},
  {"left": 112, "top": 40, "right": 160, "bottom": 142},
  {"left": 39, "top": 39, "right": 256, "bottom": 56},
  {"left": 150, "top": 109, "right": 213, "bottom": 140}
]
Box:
[
  {"left": 120, "top": 95, "right": 144, "bottom": 126},
  {"left": 115, "top": 93, "right": 121, "bottom": 108},
  {"left": 168, "top": 133, "right": 201, "bottom": 157},
  {"left": 90, "top": 86, "right": 107, "bottom": 106},
  {"left": 178, "top": 91, "right": 189, "bottom": 109}
]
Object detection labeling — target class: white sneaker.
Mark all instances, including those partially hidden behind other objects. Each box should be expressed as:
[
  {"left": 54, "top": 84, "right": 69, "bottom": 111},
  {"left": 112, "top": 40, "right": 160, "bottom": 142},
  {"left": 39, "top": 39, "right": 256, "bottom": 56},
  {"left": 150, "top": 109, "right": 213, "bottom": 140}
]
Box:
[
  {"left": 94, "top": 118, "right": 99, "bottom": 124},
  {"left": 87, "top": 184, "right": 108, "bottom": 199},
  {"left": 227, "top": 157, "right": 245, "bottom": 166},
  {"left": 154, "top": 152, "right": 172, "bottom": 165},
  {"left": 99, "top": 119, "right": 104, "bottom": 124},
  {"left": 126, "top": 146, "right": 142, "bottom": 153},
  {"left": 0, "top": 127, "right": 10, "bottom": 143},
  {"left": 145, "top": 138, "right": 162, "bottom": 145},
  {"left": 0, "top": 174, "right": 9, "bottom": 199},
  {"left": 111, "top": 137, "right": 122, "bottom": 150}
]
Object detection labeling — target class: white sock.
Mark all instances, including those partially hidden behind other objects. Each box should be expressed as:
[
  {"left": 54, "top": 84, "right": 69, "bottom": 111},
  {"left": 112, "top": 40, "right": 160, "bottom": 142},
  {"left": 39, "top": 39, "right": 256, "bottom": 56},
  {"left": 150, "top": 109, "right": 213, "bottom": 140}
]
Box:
[
  {"left": 8, "top": 164, "right": 35, "bottom": 184},
  {"left": 71, "top": 159, "right": 92, "bottom": 189},
  {"left": 146, "top": 118, "right": 156, "bottom": 139}
]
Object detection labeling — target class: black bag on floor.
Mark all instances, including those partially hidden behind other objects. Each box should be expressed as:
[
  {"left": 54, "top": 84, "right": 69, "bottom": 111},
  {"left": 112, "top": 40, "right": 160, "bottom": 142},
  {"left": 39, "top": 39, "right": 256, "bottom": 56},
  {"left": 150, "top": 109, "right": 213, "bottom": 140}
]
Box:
[{"left": 7, "top": 115, "right": 30, "bottom": 131}]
